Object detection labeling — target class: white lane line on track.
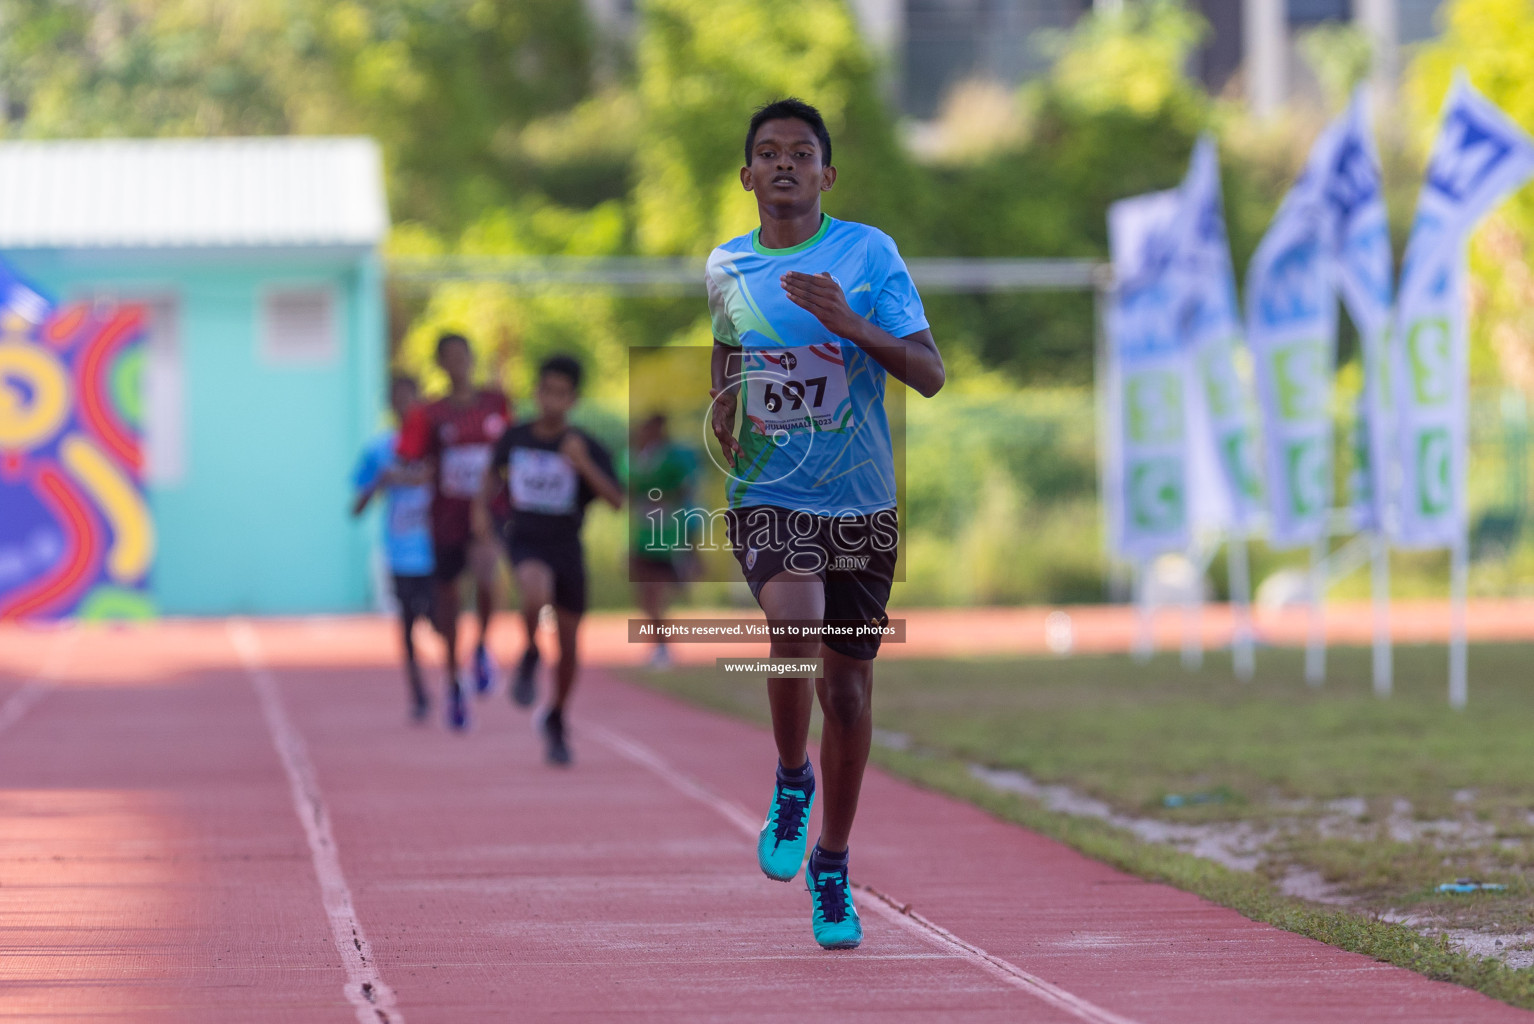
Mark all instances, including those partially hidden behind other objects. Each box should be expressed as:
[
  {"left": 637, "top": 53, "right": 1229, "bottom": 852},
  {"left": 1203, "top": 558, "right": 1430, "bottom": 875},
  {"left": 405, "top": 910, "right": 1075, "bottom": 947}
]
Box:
[
  {"left": 227, "top": 621, "right": 403, "bottom": 1024},
  {"left": 852, "top": 887, "right": 1144, "bottom": 1024},
  {"left": 0, "top": 631, "right": 76, "bottom": 736},
  {"left": 587, "top": 721, "right": 1146, "bottom": 1024},
  {"left": 0, "top": 680, "right": 50, "bottom": 735}
]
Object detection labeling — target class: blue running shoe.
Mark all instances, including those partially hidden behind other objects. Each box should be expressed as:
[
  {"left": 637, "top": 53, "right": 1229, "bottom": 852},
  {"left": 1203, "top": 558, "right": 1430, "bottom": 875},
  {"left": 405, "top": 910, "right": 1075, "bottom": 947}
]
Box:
[
  {"left": 473, "top": 644, "right": 495, "bottom": 696},
  {"left": 447, "top": 682, "right": 469, "bottom": 732},
  {"left": 805, "top": 848, "right": 862, "bottom": 950},
  {"left": 758, "top": 770, "right": 814, "bottom": 881}
]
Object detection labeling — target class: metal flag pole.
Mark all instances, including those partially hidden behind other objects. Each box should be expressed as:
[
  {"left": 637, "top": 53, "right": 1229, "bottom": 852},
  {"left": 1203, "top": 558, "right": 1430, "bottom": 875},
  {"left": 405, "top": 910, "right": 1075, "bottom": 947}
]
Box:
[
  {"left": 1448, "top": 529, "right": 1469, "bottom": 709},
  {"left": 1228, "top": 528, "right": 1256, "bottom": 681},
  {"left": 1182, "top": 548, "right": 1204, "bottom": 671},
  {"left": 1133, "top": 559, "right": 1154, "bottom": 664},
  {"left": 1370, "top": 531, "right": 1392, "bottom": 696},
  {"left": 1305, "top": 532, "right": 1327, "bottom": 686},
  {"left": 1360, "top": 297, "right": 1394, "bottom": 698}
]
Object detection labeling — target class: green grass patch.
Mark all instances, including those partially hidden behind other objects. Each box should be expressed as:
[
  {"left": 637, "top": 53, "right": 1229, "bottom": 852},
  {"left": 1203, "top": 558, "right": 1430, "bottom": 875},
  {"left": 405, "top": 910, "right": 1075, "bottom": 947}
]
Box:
[
  {"left": 867, "top": 745, "right": 1534, "bottom": 1009},
  {"left": 628, "top": 643, "right": 1534, "bottom": 809},
  {"left": 617, "top": 641, "right": 1534, "bottom": 1008}
]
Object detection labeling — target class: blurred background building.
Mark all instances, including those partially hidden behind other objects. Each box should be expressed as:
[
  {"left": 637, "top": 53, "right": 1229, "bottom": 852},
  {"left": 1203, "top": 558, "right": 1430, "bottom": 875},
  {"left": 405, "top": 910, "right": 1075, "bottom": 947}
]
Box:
[{"left": 0, "top": 137, "right": 388, "bottom": 614}]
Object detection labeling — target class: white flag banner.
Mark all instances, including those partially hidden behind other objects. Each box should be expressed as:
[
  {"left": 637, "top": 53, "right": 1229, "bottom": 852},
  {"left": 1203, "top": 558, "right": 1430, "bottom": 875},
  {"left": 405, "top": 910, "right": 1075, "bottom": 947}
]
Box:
[
  {"left": 1391, "top": 76, "right": 1534, "bottom": 549},
  {"left": 1172, "top": 136, "right": 1264, "bottom": 534},
  {"left": 1106, "top": 190, "right": 1190, "bottom": 560},
  {"left": 1246, "top": 121, "right": 1344, "bottom": 549},
  {"left": 1324, "top": 89, "right": 1395, "bottom": 532}
]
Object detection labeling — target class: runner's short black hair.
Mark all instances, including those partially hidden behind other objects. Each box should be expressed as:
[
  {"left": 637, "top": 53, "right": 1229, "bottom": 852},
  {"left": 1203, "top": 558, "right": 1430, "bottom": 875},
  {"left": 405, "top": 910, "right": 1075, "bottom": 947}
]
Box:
[
  {"left": 435, "top": 332, "right": 470, "bottom": 359},
  {"left": 745, "top": 98, "right": 832, "bottom": 167},
  {"left": 389, "top": 372, "right": 418, "bottom": 395},
  {"left": 539, "top": 353, "right": 583, "bottom": 390}
]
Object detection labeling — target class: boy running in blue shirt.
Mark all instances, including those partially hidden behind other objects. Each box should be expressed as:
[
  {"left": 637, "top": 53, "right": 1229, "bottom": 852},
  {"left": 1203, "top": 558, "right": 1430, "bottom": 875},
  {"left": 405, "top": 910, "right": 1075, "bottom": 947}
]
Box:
[
  {"left": 706, "top": 99, "right": 945, "bottom": 949},
  {"left": 352, "top": 374, "right": 436, "bottom": 722}
]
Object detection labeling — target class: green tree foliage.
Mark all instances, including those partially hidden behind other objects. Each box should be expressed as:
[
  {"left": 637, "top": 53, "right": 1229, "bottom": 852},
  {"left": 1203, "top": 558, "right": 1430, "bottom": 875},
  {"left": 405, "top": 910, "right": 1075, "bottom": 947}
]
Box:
[
  {"left": 327, "top": 0, "right": 921, "bottom": 393},
  {"left": 1040, "top": 0, "right": 1207, "bottom": 119},
  {"left": 1297, "top": 23, "right": 1373, "bottom": 110},
  {"left": 0, "top": 0, "right": 1265, "bottom": 390},
  {"left": 310, "top": 0, "right": 596, "bottom": 229},
  {"left": 920, "top": 0, "right": 1214, "bottom": 382},
  {"left": 631, "top": 0, "right": 917, "bottom": 256},
  {"left": 0, "top": 0, "right": 596, "bottom": 229},
  {"left": 0, "top": 1, "right": 295, "bottom": 135},
  {"left": 0, "top": 0, "right": 616, "bottom": 401}
]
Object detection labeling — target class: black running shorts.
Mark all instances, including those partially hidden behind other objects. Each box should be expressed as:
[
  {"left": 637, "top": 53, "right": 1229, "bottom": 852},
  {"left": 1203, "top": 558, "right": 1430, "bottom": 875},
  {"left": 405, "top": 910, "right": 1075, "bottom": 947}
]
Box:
[
  {"left": 391, "top": 573, "right": 435, "bottom": 620},
  {"left": 505, "top": 538, "right": 588, "bottom": 616},
  {"left": 725, "top": 505, "right": 898, "bottom": 661},
  {"left": 432, "top": 542, "right": 469, "bottom": 584}
]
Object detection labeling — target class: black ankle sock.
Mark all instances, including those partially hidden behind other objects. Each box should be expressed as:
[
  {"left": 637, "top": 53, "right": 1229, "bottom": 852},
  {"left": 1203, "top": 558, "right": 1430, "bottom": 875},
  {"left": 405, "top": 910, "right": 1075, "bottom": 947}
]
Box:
[
  {"left": 810, "top": 843, "right": 848, "bottom": 873},
  {"left": 777, "top": 759, "right": 814, "bottom": 792}
]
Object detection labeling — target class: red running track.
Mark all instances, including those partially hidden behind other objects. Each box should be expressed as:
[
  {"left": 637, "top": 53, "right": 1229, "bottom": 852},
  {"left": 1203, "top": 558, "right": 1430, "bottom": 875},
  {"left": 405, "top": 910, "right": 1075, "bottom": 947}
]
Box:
[{"left": 0, "top": 619, "right": 1530, "bottom": 1023}]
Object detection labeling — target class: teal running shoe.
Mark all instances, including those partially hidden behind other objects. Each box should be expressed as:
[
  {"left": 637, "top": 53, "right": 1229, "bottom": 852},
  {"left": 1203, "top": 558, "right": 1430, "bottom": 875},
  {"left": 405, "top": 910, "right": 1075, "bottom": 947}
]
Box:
[
  {"left": 757, "top": 773, "right": 814, "bottom": 881},
  {"left": 805, "top": 850, "right": 862, "bottom": 949}
]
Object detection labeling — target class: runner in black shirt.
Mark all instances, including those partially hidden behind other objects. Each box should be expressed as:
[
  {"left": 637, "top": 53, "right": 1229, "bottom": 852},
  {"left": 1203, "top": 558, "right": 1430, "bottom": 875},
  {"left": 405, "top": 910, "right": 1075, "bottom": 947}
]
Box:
[{"left": 481, "top": 354, "right": 622, "bottom": 764}]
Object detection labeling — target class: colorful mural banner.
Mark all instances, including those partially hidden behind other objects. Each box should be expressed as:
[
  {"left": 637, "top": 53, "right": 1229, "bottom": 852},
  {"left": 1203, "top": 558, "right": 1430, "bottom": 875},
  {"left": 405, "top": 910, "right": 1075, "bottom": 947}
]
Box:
[
  {"left": 0, "top": 268, "right": 155, "bottom": 620},
  {"left": 1390, "top": 77, "right": 1534, "bottom": 550}
]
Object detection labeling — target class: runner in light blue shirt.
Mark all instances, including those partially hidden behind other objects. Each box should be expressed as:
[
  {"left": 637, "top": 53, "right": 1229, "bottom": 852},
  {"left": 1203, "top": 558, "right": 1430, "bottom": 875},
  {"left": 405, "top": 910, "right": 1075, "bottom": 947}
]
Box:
[
  {"left": 707, "top": 214, "right": 928, "bottom": 516},
  {"left": 705, "top": 98, "right": 946, "bottom": 951},
  {"left": 352, "top": 374, "right": 435, "bottom": 722}
]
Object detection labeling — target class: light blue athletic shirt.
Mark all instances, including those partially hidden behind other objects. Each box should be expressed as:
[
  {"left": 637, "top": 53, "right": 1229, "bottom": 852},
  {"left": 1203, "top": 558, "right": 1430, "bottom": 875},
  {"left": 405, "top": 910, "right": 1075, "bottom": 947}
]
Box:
[
  {"left": 705, "top": 215, "right": 928, "bottom": 515},
  {"left": 353, "top": 431, "right": 435, "bottom": 576}
]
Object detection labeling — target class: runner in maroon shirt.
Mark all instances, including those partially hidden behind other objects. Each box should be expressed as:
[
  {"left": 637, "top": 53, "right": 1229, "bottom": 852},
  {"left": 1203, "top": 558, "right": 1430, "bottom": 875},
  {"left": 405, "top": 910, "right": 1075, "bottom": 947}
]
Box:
[{"left": 398, "top": 332, "right": 511, "bottom": 730}]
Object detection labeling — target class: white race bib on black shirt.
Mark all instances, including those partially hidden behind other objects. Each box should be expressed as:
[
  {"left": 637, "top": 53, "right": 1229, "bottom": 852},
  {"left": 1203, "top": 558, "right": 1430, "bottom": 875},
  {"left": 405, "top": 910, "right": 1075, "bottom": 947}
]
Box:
[{"left": 509, "top": 448, "right": 578, "bottom": 515}]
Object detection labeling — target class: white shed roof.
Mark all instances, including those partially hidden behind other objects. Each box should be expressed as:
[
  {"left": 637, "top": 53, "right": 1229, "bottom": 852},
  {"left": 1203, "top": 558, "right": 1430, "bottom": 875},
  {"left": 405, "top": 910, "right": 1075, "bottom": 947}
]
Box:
[{"left": 0, "top": 136, "right": 389, "bottom": 249}]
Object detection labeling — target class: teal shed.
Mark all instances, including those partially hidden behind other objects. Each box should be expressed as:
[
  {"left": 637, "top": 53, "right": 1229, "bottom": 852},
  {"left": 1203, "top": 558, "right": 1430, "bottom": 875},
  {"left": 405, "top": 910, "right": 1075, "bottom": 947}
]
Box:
[{"left": 0, "top": 137, "right": 390, "bottom": 615}]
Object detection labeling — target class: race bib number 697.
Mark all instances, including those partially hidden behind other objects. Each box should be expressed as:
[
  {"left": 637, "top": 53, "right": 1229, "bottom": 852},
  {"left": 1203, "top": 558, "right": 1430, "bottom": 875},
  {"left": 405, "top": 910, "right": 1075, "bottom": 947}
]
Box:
[{"left": 742, "top": 344, "right": 852, "bottom": 436}]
